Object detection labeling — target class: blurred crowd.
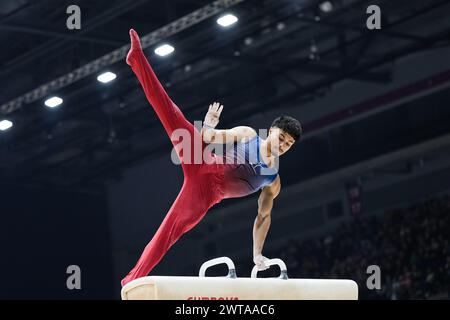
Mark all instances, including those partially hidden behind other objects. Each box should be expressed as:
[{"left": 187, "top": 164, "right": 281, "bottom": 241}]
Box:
[{"left": 252, "top": 195, "right": 450, "bottom": 299}]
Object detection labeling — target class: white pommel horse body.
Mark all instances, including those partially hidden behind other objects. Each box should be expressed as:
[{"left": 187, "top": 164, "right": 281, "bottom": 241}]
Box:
[{"left": 121, "top": 257, "right": 358, "bottom": 300}]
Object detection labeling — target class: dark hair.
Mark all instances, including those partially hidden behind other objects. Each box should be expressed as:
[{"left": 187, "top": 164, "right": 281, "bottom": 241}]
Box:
[{"left": 271, "top": 115, "right": 303, "bottom": 141}]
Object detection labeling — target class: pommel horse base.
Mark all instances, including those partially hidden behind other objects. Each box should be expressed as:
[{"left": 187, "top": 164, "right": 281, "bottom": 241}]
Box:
[{"left": 121, "top": 257, "right": 358, "bottom": 300}]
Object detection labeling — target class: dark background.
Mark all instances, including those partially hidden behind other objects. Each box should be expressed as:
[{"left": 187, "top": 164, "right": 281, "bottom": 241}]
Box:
[
  {"left": 0, "top": 0, "right": 449, "bottom": 299},
  {"left": 0, "top": 185, "right": 113, "bottom": 299}
]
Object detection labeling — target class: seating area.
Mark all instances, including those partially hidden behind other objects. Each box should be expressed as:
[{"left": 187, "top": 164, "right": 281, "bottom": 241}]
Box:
[{"left": 248, "top": 195, "right": 450, "bottom": 299}]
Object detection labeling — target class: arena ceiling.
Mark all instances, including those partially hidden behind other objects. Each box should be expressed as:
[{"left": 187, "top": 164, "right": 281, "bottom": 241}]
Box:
[{"left": 0, "top": 0, "right": 449, "bottom": 192}]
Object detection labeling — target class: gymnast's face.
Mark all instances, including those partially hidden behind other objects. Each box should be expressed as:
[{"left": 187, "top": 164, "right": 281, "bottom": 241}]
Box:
[{"left": 268, "top": 127, "right": 295, "bottom": 156}]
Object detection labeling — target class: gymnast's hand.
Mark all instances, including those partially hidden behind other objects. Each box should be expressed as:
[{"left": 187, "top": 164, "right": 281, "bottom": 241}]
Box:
[
  {"left": 203, "top": 102, "right": 223, "bottom": 129},
  {"left": 253, "top": 254, "right": 270, "bottom": 271}
]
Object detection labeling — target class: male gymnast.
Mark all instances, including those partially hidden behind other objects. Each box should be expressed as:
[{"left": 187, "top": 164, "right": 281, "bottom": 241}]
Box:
[{"left": 121, "top": 29, "right": 303, "bottom": 286}]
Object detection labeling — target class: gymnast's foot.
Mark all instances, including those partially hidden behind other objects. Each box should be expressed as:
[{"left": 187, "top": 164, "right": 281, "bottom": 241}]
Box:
[
  {"left": 121, "top": 274, "right": 132, "bottom": 287},
  {"left": 126, "top": 29, "right": 142, "bottom": 66}
]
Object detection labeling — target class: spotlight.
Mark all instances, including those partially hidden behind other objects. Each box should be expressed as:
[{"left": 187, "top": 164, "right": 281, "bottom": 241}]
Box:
[
  {"left": 44, "top": 96, "right": 63, "bottom": 108},
  {"left": 97, "top": 71, "right": 117, "bottom": 83},
  {"left": 276, "top": 22, "right": 286, "bottom": 31},
  {"left": 319, "top": 1, "right": 333, "bottom": 13},
  {"left": 309, "top": 39, "right": 319, "bottom": 60},
  {"left": 154, "top": 44, "right": 175, "bottom": 57},
  {"left": 244, "top": 37, "right": 253, "bottom": 45},
  {"left": 217, "top": 14, "right": 238, "bottom": 27},
  {"left": 0, "top": 119, "right": 13, "bottom": 131}
]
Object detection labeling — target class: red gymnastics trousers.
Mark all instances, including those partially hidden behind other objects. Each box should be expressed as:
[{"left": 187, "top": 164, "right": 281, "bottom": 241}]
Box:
[{"left": 121, "top": 30, "right": 226, "bottom": 286}]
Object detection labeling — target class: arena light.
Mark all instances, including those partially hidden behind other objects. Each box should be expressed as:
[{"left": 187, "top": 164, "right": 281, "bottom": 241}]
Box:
[
  {"left": 0, "top": 119, "right": 13, "bottom": 131},
  {"left": 97, "top": 71, "right": 117, "bottom": 83},
  {"left": 154, "top": 44, "right": 175, "bottom": 57},
  {"left": 217, "top": 14, "right": 238, "bottom": 27},
  {"left": 44, "top": 96, "right": 63, "bottom": 108},
  {"left": 319, "top": 1, "right": 333, "bottom": 13}
]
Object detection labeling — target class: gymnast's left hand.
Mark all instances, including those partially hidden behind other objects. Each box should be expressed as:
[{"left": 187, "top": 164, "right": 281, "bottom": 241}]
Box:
[
  {"left": 204, "top": 102, "right": 223, "bottom": 129},
  {"left": 253, "top": 254, "right": 270, "bottom": 271}
]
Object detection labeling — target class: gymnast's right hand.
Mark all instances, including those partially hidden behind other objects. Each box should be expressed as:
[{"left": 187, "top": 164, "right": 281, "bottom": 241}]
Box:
[
  {"left": 203, "top": 102, "right": 223, "bottom": 129},
  {"left": 253, "top": 254, "right": 270, "bottom": 271}
]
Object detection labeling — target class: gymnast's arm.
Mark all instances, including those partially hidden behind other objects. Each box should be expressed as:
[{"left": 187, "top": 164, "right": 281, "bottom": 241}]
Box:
[
  {"left": 201, "top": 102, "right": 257, "bottom": 144},
  {"left": 253, "top": 175, "right": 281, "bottom": 260},
  {"left": 203, "top": 126, "right": 257, "bottom": 144}
]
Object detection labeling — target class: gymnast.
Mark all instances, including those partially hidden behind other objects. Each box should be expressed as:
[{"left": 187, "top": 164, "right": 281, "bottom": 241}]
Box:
[{"left": 121, "top": 29, "right": 303, "bottom": 286}]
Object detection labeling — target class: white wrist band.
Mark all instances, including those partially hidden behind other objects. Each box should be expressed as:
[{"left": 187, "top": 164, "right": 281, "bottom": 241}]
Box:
[{"left": 203, "top": 123, "right": 215, "bottom": 129}]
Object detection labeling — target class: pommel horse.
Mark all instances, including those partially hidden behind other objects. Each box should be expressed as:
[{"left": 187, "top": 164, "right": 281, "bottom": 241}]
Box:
[{"left": 121, "top": 257, "right": 358, "bottom": 300}]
